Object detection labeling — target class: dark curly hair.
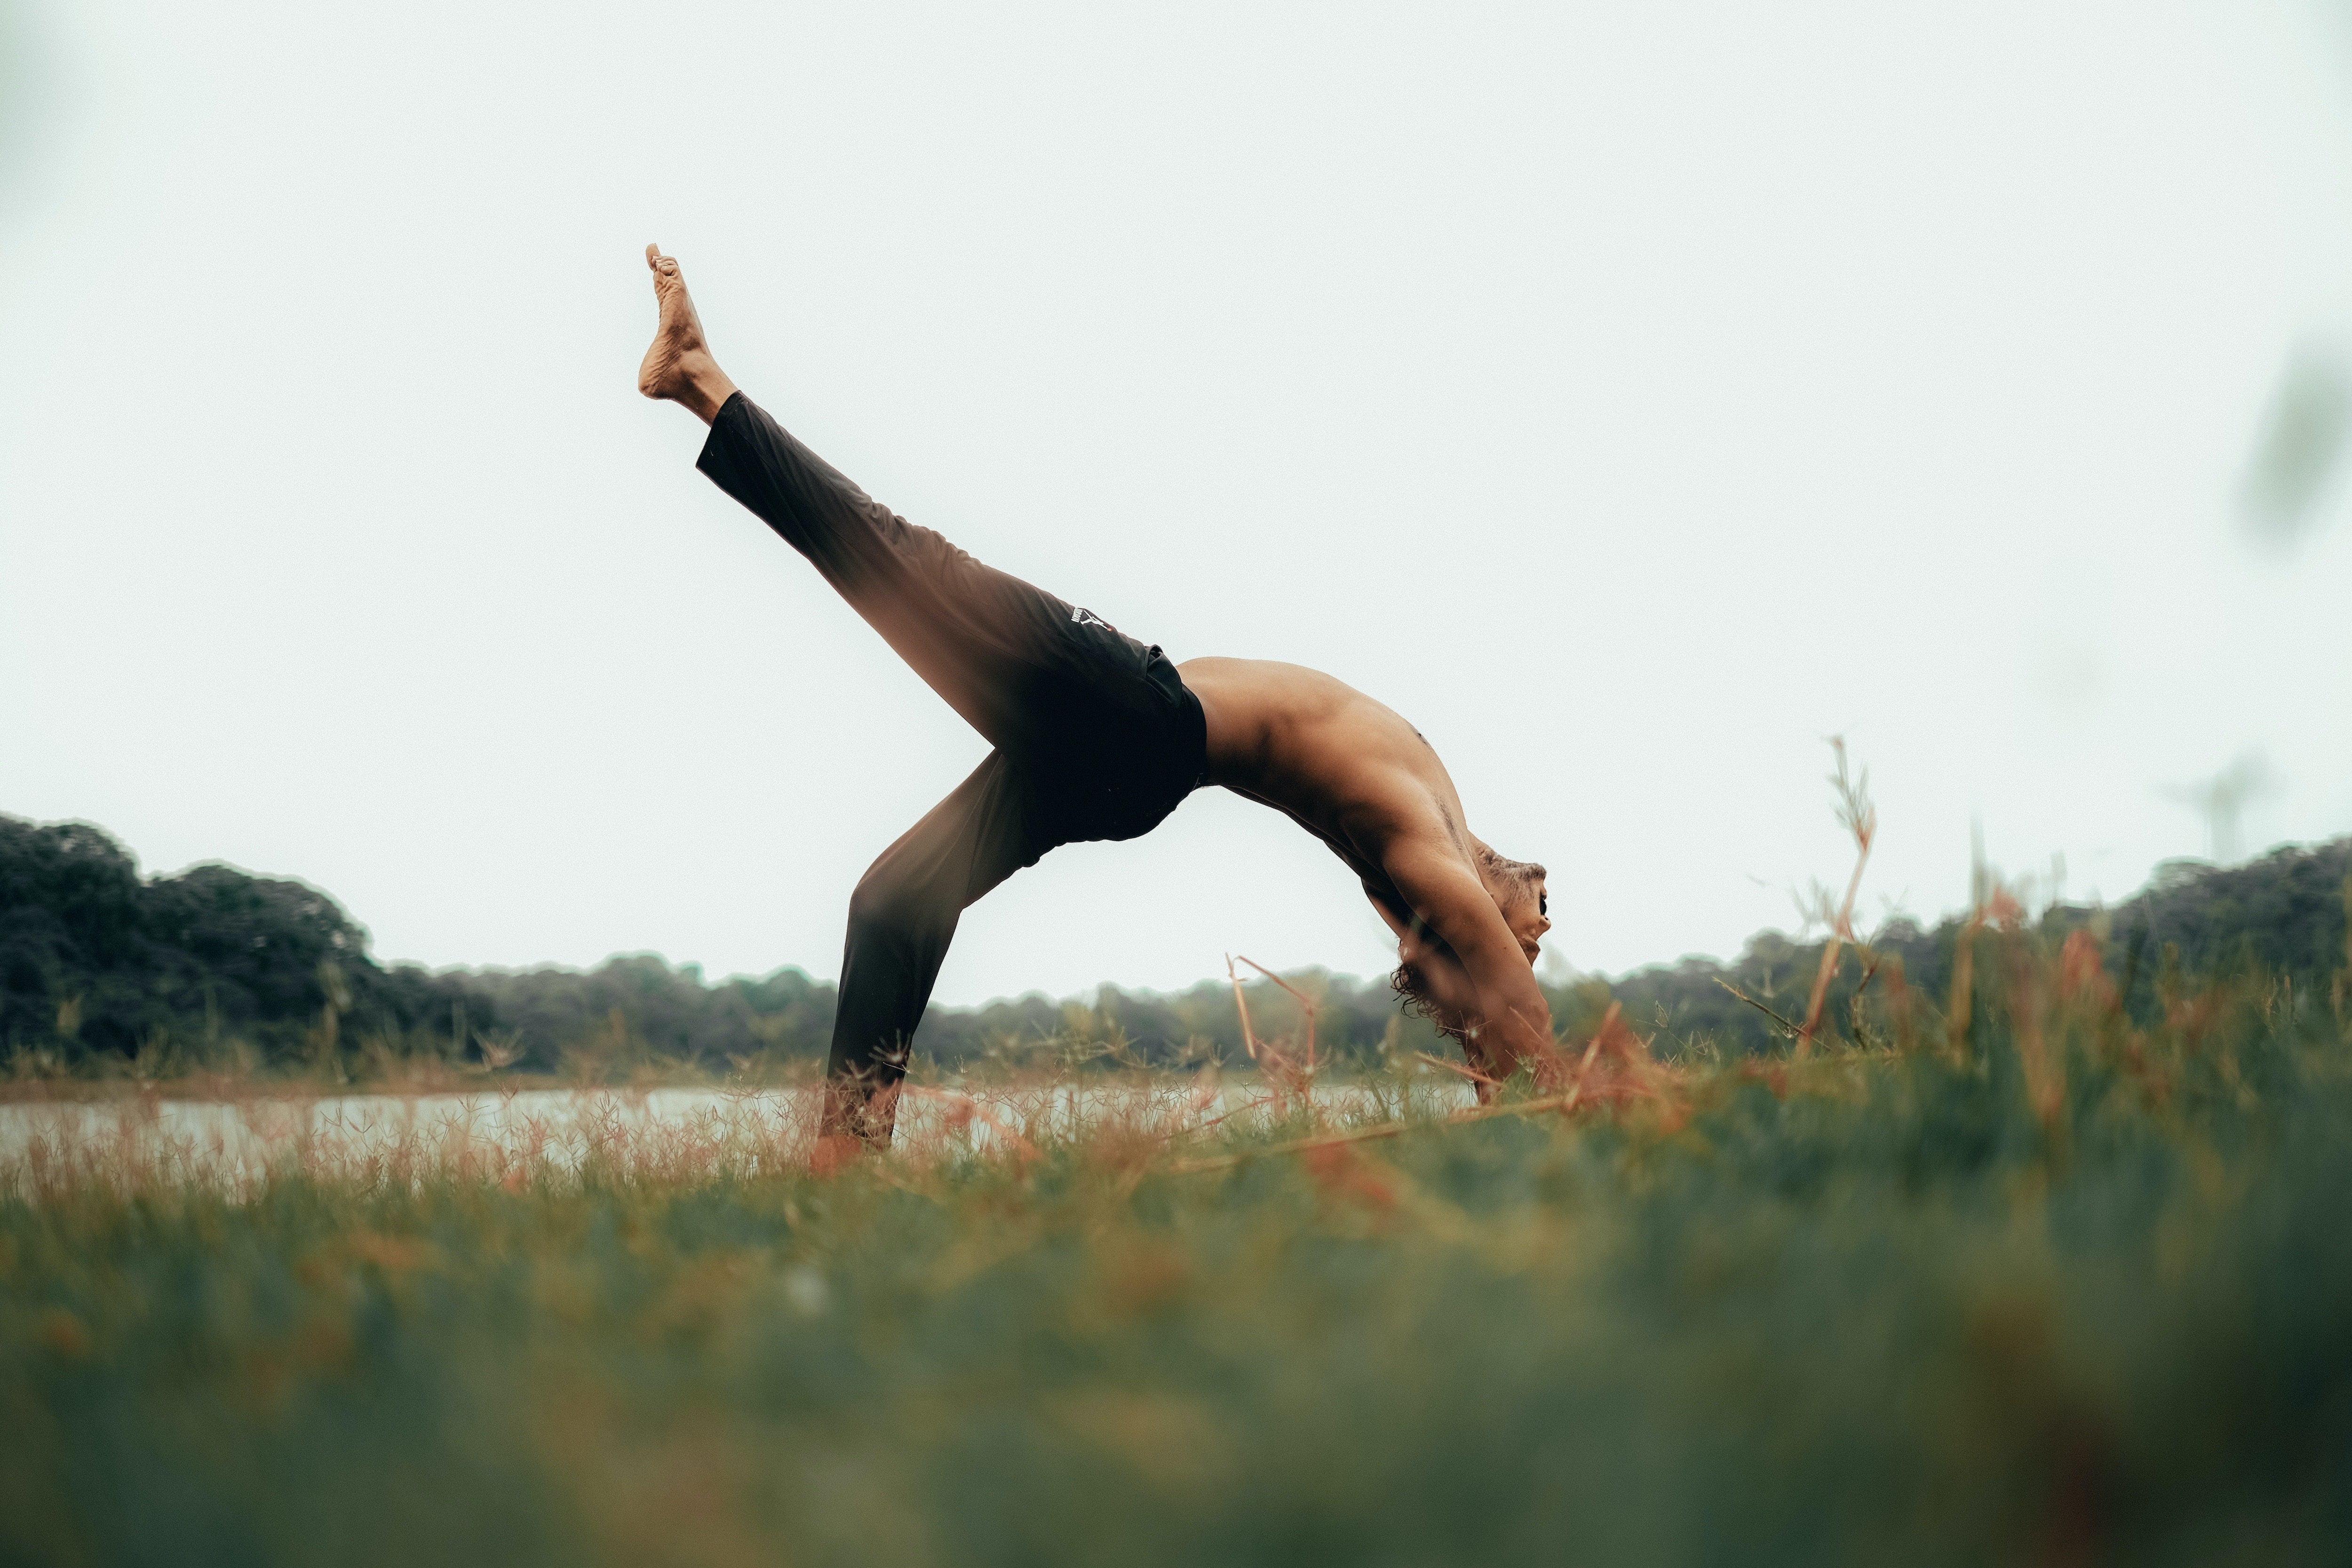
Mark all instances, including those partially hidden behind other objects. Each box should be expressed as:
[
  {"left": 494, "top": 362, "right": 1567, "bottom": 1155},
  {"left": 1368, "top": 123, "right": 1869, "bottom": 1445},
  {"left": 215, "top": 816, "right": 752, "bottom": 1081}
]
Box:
[{"left": 1391, "top": 954, "right": 1468, "bottom": 1046}]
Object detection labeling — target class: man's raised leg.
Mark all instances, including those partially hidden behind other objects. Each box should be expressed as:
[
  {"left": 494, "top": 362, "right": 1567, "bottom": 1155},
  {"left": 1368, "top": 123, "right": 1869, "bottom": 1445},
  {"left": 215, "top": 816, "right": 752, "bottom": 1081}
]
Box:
[{"left": 638, "top": 247, "right": 1143, "bottom": 758}]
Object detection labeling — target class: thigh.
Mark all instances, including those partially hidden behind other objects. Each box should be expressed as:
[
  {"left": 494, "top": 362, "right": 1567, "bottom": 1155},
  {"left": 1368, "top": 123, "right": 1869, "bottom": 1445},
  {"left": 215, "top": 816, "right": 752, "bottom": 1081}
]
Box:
[
  {"left": 956, "top": 752, "right": 1072, "bottom": 908},
  {"left": 696, "top": 396, "right": 1054, "bottom": 749},
  {"left": 697, "top": 394, "right": 1186, "bottom": 760},
  {"left": 860, "top": 749, "right": 1067, "bottom": 923}
]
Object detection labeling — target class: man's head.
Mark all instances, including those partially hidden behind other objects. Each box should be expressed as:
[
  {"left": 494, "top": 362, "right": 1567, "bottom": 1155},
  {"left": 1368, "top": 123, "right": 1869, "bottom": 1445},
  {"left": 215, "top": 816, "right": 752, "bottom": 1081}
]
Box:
[
  {"left": 1390, "top": 844, "right": 1550, "bottom": 1043},
  {"left": 1472, "top": 843, "right": 1550, "bottom": 962}
]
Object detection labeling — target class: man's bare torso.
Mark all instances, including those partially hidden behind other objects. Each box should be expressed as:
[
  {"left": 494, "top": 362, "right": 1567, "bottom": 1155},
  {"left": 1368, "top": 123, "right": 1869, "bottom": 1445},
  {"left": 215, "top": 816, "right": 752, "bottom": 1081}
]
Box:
[
  {"left": 1176, "top": 656, "right": 1552, "bottom": 1076},
  {"left": 1178, "top": 657, "right": 1488, "bottom": 945}
]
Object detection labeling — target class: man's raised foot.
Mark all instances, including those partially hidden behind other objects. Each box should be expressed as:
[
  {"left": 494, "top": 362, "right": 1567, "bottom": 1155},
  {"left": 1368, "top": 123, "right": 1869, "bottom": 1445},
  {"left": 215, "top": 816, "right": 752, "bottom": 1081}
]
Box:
[{"left": 638, "top": 244, "right": 740, "bottom": 425}]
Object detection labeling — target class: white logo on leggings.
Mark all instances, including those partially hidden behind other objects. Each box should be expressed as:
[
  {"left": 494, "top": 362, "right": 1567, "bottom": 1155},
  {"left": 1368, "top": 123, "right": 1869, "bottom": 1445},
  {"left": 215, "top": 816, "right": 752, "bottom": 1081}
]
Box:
[{"left": 1071, "top": 607, "right": 1111, "bottom": 629}]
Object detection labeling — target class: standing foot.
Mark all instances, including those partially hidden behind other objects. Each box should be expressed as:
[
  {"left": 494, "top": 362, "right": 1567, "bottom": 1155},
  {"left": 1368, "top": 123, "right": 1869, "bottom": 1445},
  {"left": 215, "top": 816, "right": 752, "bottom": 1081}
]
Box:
[
  {"left": 813, "top": 1075, "right": 898, "bottom": 1172},
  {"left": 637, "top": 244, "right": 740, "bottom": 425}
]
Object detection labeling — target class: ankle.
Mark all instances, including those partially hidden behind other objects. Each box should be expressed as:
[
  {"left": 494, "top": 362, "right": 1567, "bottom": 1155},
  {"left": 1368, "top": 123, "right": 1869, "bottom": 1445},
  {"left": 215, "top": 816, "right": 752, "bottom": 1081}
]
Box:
[{"left": 683, "top": 355, "right": 739, "bottom": 425}]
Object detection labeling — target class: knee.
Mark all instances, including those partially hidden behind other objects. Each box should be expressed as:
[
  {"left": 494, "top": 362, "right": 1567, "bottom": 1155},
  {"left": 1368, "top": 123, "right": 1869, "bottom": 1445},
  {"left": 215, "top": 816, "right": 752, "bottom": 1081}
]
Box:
[{"left": 846, "top": 854, "right": 947, "bottom": 941}]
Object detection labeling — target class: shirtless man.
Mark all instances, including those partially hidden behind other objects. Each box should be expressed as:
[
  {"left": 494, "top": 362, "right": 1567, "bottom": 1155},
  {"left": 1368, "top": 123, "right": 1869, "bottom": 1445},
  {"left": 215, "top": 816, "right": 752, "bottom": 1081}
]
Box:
[{"left": 637, "top": 246, "right": 1554, "bottom": 1148}]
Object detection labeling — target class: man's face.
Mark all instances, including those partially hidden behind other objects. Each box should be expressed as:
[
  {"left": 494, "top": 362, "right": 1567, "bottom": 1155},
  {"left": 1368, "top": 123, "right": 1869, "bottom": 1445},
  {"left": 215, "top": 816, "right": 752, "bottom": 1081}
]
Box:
[{"left": 1493, "top": 868, "right": 1551, "bottom": 964}]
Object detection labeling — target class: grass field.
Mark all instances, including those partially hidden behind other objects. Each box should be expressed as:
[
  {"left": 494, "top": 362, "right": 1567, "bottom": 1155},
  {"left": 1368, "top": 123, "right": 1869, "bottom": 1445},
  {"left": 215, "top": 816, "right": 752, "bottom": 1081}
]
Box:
[{"left": 6, "top": 924, "right": 2352, "bottom": 1567}]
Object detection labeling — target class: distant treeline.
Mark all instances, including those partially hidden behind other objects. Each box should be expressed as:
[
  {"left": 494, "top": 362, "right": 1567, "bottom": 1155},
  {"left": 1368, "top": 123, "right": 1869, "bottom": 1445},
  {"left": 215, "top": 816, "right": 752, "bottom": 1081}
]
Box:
[
  {"left": 1602, "top": 840, "right": 2350, "bottom": 1058},
  {"left": 3, "top": 812, "right": 2345, "bottom": 1075}
]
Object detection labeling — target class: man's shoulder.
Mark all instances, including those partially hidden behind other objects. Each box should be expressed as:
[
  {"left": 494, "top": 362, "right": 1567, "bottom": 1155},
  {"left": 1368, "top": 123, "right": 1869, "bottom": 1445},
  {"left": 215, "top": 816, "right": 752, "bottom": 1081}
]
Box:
[{"left": 1322, "top": 767, "right": 1454, "bottom": 859}]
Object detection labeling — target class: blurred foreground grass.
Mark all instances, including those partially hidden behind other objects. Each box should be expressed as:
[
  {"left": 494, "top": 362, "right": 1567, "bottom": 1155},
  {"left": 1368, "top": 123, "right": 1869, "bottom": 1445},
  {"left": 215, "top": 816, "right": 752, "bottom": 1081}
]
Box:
[{"left": 5, "top": 924, "right": 2351, "bottom": 1567}]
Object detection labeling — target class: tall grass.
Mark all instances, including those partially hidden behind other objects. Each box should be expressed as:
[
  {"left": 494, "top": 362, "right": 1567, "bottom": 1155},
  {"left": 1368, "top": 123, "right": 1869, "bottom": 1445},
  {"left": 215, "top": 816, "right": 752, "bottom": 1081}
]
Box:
[{"left": 6, "top": 899, "right": 2351, "bottom": 1566}]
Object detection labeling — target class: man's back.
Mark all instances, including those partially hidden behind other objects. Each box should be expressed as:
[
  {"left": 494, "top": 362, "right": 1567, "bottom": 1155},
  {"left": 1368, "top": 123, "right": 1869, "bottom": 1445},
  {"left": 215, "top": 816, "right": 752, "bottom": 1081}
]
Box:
[
  {"left": 1179, "top": 656, "right": 1553, "bottom": 1078},
  {"left": 1177, "top": 657, "right": 1466, "bottom": 884}
]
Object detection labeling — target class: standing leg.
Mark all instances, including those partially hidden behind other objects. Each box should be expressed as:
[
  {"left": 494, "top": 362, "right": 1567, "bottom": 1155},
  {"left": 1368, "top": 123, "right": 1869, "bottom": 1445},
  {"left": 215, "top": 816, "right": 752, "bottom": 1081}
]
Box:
[{"left": 823, "top": 749, "right": 1055, "bottom": 1146}]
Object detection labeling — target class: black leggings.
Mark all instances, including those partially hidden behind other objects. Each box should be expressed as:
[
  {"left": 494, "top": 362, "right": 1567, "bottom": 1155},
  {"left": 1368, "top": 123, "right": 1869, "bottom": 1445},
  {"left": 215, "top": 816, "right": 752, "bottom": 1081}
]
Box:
[{"left": 696, "top": 393, "right": 1204, "bottom": 1124}]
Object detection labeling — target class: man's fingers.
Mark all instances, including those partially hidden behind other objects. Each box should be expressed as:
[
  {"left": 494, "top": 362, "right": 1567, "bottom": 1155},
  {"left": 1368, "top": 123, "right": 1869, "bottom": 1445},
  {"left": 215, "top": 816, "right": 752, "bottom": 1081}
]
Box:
[{"left": 646, "top": 242, "right": 661, "bottom": 268}]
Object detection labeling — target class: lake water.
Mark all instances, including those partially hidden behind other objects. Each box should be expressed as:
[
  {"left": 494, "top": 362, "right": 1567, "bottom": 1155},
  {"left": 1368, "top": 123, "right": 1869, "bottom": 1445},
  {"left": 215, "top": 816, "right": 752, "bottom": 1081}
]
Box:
[{"left": 0, "top": 1076, "right": 1472, "bottom": 1191}]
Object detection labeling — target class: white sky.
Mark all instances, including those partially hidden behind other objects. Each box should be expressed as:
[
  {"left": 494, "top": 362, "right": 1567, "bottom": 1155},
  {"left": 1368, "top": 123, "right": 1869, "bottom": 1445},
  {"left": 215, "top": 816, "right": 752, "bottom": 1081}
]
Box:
[{"left": 4, "top": 1, "right": 2350, "bottom": 1004}]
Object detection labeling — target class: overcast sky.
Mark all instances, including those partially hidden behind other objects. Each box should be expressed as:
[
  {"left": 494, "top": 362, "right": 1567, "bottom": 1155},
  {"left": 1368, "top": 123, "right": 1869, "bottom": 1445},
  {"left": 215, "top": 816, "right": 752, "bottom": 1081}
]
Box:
[{"left": 4, "top": 1, "right": 2350, "bottom": 1004}]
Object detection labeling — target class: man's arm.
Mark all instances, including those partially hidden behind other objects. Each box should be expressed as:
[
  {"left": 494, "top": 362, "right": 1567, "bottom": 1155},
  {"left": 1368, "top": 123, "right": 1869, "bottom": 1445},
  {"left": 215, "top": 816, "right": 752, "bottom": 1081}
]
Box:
[{"left": 1379, "top": 836, "right": 1554, "bottom": 1078}]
